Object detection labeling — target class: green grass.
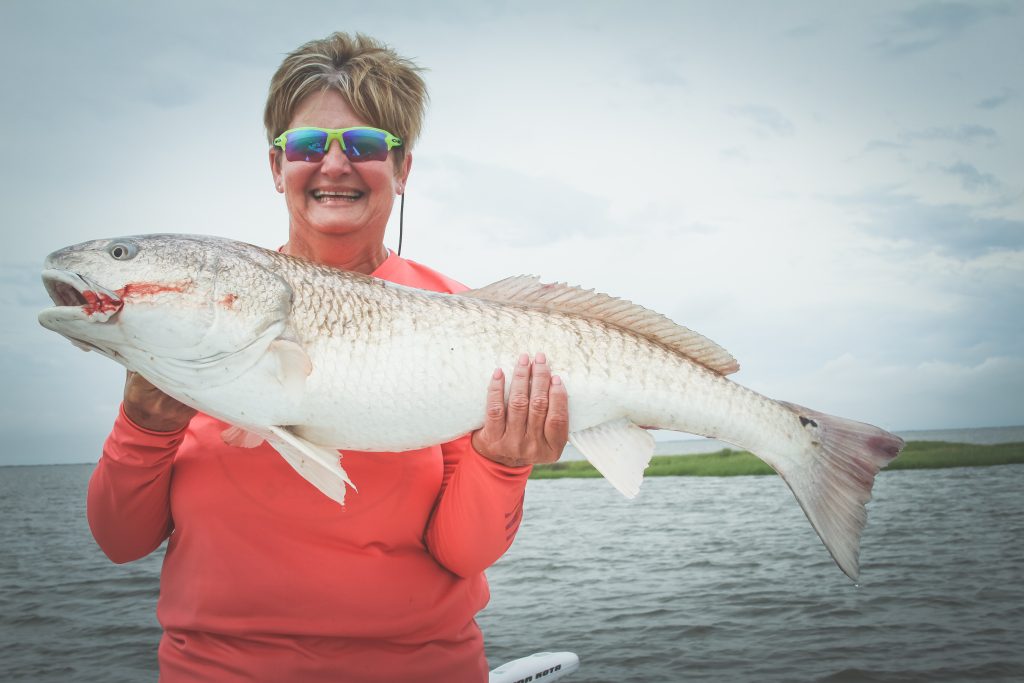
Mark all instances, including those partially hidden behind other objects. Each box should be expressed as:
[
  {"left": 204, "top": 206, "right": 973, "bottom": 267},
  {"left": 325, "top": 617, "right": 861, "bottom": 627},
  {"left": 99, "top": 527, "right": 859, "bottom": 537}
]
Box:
[{"left": 530, "top": 441, "right": 1024, "bottom": 479}]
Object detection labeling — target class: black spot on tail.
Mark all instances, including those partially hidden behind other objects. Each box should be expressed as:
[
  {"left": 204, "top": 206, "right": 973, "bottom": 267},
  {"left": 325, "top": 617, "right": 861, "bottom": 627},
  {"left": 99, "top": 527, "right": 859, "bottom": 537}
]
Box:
[{"left": 800, "top": 416, "right": 818, "bottom": 428}]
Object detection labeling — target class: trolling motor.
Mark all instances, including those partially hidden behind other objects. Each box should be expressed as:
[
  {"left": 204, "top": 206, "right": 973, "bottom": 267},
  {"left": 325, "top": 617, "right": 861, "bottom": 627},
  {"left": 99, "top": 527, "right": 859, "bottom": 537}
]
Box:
[{"left": 489, "top": 652, "right": 580, "bottom": 682}]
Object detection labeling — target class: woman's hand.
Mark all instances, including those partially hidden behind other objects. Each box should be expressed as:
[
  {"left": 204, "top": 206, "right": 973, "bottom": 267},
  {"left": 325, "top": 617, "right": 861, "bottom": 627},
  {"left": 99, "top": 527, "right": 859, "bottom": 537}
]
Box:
[
  {"left": 471, "top": 352, "right": 569, "bottom": 467},
  {"left": 122, "top": 370, "right": 197, "bottom": 433}
]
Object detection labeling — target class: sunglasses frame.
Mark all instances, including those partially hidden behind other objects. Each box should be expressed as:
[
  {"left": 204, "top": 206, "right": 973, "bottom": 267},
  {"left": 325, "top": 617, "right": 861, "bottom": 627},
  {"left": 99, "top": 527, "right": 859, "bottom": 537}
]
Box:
[{"left": 273, "top": 126, "right": 403, "bottom": 163}]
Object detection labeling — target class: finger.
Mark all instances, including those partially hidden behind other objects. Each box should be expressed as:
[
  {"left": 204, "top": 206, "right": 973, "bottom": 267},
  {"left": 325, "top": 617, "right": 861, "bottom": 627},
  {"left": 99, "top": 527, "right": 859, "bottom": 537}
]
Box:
[
  {"left": 525, "top": 351, "right": 552, "bottom": 437},
  {"left": 543, "top": 375, "right": 570, "bottom": 453},
  {"left": 505, "top": 353, "right": 532, "bottom": 430},
  {"left": 479, "top": 367, "right": 507, "bottom": 442}
]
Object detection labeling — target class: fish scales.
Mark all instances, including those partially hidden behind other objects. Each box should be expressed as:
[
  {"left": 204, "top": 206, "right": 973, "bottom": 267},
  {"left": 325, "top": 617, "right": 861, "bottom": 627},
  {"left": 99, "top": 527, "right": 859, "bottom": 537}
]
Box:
[
  {"left": 284, "top": 269, "right": 792, "bottom": 465},
  {"left": 38, "top": 234, "right": 904, "bottom": 580}
]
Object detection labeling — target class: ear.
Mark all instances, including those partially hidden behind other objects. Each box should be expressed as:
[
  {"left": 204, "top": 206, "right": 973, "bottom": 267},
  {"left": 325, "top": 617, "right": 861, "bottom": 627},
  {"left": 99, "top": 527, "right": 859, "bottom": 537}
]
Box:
[
  {"left": 395, "top": 152, "right": 412, "bottom": 195},
  {"left": 269, "top": 147, "right": 284, "bottom": 193}
]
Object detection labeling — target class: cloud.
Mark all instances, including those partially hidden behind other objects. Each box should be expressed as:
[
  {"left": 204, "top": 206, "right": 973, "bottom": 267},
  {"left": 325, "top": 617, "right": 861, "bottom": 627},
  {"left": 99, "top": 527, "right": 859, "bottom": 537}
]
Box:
[
  {"left": 828, "top": 186, "right": 1024, "bottom": 254},
  {"left": 874, "top": 1, "right": 1011, "bottom": 57},
  {"left": 782, "top": 353, "right": 1024, "bottom": 430},
  {"left": 976, "top": 89, "right": 1014, "bottom": 110},
  {"left": 0, "top": 3, "right": 258, "bottom": 121},
  {"left": 863, "top": 139, "right": 910, "bottom": 153},
  {"left": 877, "top": 249, "right": 1024, "bottom": 363},
  {"left": 729, "top": 105, "right": 795, "bottom": 137},
  {"left": 633, "top": 63, "right": 688, "bottom": 88},
  {"left": 942, "top": 162, "right": 1002, "bottom": 192},
  {"left": 414, "top": 156, "right": 615, "bottom": 247},
  {"left": 782, "top": 22, "right": 824, "bottom": 40},
  {"left": 864, "top": 125, "right": 998, "bottom": 154},
  {"left": 719, "top": 146, "right": 750, "bottom": 162},
  {"left": 2, "top": 0, "right": 1023, "bottom": 465},
  {"left": 0, "top": 263, "right": 50, "bottom": 309},
  {"left": 902, "top": 124, "right": 998, "bottom": 145}
]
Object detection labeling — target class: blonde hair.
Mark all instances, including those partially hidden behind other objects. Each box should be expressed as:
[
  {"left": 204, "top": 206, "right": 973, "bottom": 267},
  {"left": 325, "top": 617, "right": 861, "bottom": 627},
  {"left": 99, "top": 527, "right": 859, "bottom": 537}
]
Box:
[{"left": 264, "top": 32, "right": 428, "bottom": 167}]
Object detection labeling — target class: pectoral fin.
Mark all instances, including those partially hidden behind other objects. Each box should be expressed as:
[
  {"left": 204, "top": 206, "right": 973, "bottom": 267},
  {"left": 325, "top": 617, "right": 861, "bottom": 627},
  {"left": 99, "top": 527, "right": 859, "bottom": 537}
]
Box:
[
  {"left": 570, "top": 418, "right": 655, "bottom": 498},
  {"left": 269, "top": 339, "right": 312, "bottom": 395},
  {"left": 266, "top": 425, "right": 355, "bottom": 505}
]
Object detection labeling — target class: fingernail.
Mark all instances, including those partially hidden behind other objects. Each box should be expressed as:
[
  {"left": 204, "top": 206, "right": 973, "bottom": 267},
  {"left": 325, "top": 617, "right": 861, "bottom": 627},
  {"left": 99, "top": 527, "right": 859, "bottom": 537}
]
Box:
[
  {"left": 493, "top": 368, "right": 503, "bottom": 380},
  {"left": 536, "top": 352, "right": 546, "bottom": 364},
  {"left": 552, "top": 375, "right": 562, "bottom": 385},
  {"left": 519, "top": 353, "right": 529, "bottom": 366}
]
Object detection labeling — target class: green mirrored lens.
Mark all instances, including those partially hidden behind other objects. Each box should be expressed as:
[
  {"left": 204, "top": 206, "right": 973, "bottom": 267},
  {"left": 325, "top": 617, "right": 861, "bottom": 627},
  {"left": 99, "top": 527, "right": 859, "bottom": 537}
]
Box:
[
  {"left": 341, "top": 129, "right": 389, "bottom": 162},
  {"left": 285, "top": 129, "right": 328, "bottom": 162}
]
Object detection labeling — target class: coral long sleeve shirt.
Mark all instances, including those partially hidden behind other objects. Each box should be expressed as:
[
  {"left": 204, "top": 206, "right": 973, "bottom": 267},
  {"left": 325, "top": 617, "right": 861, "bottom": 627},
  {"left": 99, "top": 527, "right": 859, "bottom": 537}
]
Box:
[{"left": 86, "top": 253, "right": 531, "bottom": 683}]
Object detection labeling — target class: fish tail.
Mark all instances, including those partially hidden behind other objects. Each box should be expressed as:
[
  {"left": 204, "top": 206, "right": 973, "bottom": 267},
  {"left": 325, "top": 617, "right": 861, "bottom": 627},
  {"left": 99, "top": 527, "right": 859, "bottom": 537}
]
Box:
[{"left": 772, "top": 401, "right": 904, "bottom": 581}]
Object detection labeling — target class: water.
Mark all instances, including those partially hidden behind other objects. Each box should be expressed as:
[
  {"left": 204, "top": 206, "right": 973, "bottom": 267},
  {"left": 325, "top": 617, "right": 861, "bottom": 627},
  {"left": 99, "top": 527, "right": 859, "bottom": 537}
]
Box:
[
  {"left": 2, "top": 463, "right": 1022, "bottom": 682},
  {"left": 480, "top": 468, "right": 1024, "bottom": 682},
  {"left": 0, "top": 465, "right": 164, "bottom": 681}
]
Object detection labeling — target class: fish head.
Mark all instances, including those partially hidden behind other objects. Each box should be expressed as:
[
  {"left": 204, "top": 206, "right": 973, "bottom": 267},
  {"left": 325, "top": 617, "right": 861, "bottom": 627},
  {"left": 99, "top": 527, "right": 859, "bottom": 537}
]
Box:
[{"left": 38, "top": 234, "right": 293, "bottom": 386}]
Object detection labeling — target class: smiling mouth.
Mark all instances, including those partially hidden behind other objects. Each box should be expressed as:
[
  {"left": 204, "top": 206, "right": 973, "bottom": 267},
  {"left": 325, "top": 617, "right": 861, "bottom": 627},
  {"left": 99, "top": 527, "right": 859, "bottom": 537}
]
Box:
[
  {"left": 311, "top": 189, "right": 364, "bottom": 203},
  {"left": 41, "top": 269, "right": 124, "bottom": 322}
]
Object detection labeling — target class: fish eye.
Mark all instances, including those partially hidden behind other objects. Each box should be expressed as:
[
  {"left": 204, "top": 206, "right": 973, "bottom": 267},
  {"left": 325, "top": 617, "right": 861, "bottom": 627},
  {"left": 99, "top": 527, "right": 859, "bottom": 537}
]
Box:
[{"left": 108, "top": 242, "right": 138, "bottom": 260}]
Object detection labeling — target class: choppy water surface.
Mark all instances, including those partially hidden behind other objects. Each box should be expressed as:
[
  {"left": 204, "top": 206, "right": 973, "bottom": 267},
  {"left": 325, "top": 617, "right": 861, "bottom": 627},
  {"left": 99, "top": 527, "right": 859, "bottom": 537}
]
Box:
[
  {"left": 481, "top": 467, "right": 1024, "bottom": 682},
  {"left": 2, "top": 464, "right": 1022, "bottom": 682}
]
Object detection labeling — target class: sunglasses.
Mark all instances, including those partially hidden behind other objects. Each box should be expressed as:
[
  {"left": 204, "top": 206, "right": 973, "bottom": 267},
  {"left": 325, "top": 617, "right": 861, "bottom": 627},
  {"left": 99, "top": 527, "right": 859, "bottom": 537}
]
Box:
[{"left": 273, "top": 127, "right": 403, "bottom": 163}]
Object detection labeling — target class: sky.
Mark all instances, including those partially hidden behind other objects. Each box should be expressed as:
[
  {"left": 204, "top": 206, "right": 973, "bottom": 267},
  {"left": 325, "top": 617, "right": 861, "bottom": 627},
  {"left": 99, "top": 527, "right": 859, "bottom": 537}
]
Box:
[{"left": 1, "top": 0, "right": 1021, "bottom": 466}]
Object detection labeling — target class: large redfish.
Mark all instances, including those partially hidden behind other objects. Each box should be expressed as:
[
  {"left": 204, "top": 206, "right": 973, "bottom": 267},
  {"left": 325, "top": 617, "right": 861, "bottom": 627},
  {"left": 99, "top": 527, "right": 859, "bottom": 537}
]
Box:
[{"left": 38, "top": 234, "right": 903, "bottom": 579}]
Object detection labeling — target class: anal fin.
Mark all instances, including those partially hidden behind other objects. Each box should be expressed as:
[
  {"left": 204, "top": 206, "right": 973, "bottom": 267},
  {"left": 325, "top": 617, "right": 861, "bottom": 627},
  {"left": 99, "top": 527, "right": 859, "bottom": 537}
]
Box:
[
  {"left": 569, "top": 418, "right": 655, "bottom": 498},
  {"left": 266, "top": 425, "right": 355, "bottom": 505}
]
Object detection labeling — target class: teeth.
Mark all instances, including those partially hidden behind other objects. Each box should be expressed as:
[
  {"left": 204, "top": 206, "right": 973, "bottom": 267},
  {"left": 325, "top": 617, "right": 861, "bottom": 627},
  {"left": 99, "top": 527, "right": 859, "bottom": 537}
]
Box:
[{"left": 313, "top": 190, "right": 362, "bottom": 200}]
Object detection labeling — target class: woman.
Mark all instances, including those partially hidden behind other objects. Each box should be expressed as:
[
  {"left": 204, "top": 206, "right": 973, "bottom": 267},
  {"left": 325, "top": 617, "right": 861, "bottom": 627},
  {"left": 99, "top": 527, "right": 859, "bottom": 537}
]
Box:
[{"left": 87, "top": 32, "right": 568, "bottom": 683}]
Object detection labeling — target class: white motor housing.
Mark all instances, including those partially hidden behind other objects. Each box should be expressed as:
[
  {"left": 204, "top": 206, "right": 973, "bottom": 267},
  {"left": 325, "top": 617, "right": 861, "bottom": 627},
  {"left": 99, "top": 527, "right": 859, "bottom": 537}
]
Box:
[{"left": 488, "top": 651, "right": 580, "bottom": 683}]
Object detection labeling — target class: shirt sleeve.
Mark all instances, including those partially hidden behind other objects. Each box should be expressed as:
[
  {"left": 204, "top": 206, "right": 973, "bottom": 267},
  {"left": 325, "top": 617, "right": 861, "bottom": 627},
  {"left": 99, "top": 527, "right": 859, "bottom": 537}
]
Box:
[
  {"left": 86, "top": 404, "right": 185, "bottom": 564},
  {"left": 424, "top": 434, "right": 532, "bottom": 578}
]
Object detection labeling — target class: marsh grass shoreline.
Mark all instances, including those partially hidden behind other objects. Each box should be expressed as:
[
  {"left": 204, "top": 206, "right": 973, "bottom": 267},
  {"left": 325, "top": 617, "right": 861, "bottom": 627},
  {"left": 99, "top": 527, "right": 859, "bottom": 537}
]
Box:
[{"left": 531, "top": 441, "right": 1024, "bottom": 479}]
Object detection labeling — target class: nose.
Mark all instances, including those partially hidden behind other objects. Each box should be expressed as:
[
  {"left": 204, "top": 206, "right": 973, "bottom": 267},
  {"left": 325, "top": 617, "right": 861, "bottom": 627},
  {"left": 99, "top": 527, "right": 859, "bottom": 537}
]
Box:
[{"left": 319, "top": 139, "right": 352, "bottom": 175}]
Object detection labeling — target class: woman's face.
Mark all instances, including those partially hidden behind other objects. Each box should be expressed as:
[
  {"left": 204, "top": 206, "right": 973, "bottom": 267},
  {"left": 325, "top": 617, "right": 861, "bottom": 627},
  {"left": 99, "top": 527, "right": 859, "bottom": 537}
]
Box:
[{"left": 270, "top": 89, "right": 410, "bottom": 243}]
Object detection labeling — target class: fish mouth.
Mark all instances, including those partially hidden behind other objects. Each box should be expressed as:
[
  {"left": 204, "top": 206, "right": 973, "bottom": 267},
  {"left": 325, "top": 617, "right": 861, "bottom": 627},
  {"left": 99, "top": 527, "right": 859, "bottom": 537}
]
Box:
[{"left": 41, "top": 269, "right": 124, "bottom": 323}]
